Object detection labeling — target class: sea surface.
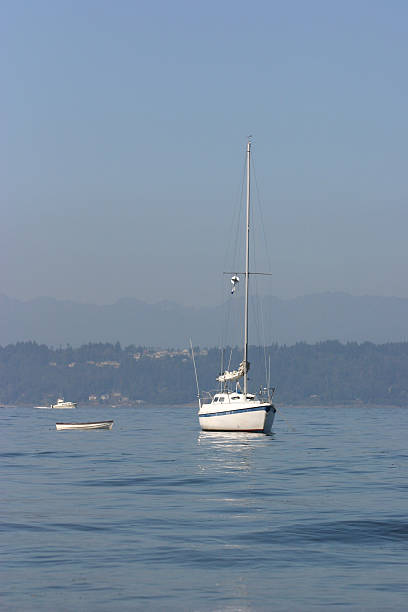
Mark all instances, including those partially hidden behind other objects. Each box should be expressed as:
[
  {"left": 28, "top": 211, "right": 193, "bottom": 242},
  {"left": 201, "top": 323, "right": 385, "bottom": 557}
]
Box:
[{"left": 1, "top": 404, "right": 408, "bottom": 611}]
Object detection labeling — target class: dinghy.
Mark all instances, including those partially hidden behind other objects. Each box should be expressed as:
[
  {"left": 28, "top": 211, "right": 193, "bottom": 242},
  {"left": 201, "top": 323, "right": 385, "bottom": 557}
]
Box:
[{"left": 55, "top": 420, "right": 113, "bottom": 431}]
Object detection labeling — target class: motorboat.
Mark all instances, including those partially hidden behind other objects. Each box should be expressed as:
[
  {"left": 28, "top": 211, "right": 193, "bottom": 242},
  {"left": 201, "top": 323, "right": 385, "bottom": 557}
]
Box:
[{"left": 51, "top": 398, "right": 77, "bottom": 409}]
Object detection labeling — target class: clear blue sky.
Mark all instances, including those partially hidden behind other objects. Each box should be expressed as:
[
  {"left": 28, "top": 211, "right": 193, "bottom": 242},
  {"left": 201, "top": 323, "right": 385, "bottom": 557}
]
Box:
[{"left": 1, "top": 0, "right": 407, "bottom": 305}]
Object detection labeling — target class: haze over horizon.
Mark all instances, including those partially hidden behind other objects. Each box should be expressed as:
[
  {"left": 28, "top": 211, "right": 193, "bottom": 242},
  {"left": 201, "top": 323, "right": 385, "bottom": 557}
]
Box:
[
  {"left": 2, "top": 1, "right": 408, "bottom": 308},
  {"left": 2, "top": 289, "right": 408, "bottom": 310},
  {"left": 1, "top": 292, "right": 408, "bottom": 348}
]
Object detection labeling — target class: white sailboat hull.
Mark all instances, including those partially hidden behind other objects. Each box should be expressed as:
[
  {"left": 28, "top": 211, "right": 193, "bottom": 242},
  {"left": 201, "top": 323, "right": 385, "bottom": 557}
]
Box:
[{"left": 199, "top": 402, "right": 275, "bottom": 433}]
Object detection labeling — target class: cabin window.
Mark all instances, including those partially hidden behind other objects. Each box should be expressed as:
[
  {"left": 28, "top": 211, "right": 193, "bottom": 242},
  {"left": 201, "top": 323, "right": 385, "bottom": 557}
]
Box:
[
  {"left": 219, "top": 397, "right": 225, "bottom": 403},
  {"left": 231, "top": 396, "right": 239, "bottom": 400},
  {"left": 213, "top": 397, "right": 218, "bottom": 402}
]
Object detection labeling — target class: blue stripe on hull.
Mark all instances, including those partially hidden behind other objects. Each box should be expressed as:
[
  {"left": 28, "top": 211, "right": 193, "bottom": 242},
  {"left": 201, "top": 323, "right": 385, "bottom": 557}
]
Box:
[
  {"left": 199, "top": 405, "right": 273, "bottom": 418},
  {"left": 201, "top": 428, "right": 264, "bottom": 432}
]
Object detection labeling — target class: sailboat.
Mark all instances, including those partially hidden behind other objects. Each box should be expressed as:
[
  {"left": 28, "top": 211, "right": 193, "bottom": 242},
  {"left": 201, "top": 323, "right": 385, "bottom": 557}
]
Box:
[{"left": 196, "top": 139, "right": 276, "bottom": 433}]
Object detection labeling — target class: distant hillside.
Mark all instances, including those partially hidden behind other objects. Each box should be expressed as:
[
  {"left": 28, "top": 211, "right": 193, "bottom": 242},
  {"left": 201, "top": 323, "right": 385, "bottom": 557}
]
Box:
[
  {"left": 0, "top": 293, "right": 407, "bottom": 347},
  {"left": 1, "top": 340, "right": 408, "bottom": 406}
]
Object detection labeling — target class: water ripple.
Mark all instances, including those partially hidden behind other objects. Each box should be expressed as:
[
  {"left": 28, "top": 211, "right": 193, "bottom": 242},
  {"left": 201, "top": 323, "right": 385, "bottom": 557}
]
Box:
[
  {"left": 237, "top": 519, "right": 408, "bottom": 545},
  {"left": 1, "top": 404, "right": 408, "bottom": 611}
]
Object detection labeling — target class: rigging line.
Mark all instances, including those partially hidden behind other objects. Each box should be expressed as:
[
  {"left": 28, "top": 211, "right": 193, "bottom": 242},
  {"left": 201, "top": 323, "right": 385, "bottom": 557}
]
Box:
[
  {"left": 220, "top": 292, "right": 242, "bottom": 382},
  {"left": 251, "top": 240, "right": 268, "bottom": 382},
  {"left": 252, "top": 158, "right": 273, "bottom": 276},
  {"left": 259, "top": 287, "right": 269, "bottom": 388},
  {"left": 219, "top": 151, "right": 246, "bottom": 377},
  {"left": 227, "top": 346, "right": 233, "bottom": 371},
  {"left": 275, "top": 405, "right": 297, "bottom": 432},
  {"left": 250, "top": 266, "right": 266, "bottom": 391},
  {"left": 250, "top": 153, "right": 272, "bottom": 386},
  {"left": 250, "top": 209, "right": 263, "bottom": 342},
  {"left": 189, "top": 339, "right": 201, "bottom": 409},
  {"left": 220, "top": 294, "right": 233, "bottom": 382},
  {"left": 225, "top": 289, "right": 239, "bottom": 348},
  {"left": 227, "top": 148, "right": 246, "bottom": 312},
  {"left": 224, "top": 153, "right": 246, "bottom": 278},
  {"left": 234, "top": 154, "right": 246, "bottom": 267},
  {"left": 252, "top": 283, "right": 267, "bottom": 384}
]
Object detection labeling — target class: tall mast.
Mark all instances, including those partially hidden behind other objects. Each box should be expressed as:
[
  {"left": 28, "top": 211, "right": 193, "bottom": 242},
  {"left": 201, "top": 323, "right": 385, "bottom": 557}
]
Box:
[{"left": 243, "top": 139, "right": 251, "bottom": 396}]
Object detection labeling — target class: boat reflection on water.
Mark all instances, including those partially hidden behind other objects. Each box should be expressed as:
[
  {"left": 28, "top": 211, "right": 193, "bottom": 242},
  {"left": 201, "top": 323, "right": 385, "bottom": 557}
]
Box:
[
  {"left": 195, "top": 430, "right": 277, "bottom": 606},
  {"left": 197, "top": 430, "right": 275, "bottom": 473},
  {"left": 198, "top": 430, "right": 275, "bottom": 445}
]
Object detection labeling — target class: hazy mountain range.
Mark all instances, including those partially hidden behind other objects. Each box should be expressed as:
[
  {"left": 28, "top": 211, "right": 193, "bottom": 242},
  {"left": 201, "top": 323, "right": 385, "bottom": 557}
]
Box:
[{"left": 1, "top": 293, "right": 407, "bottom": 347}]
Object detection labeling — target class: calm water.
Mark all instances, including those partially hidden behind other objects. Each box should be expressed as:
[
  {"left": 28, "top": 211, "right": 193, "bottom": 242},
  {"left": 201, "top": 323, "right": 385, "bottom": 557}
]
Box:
[{"left": 1, "top": 404, "right": 408, "bottom": 611}]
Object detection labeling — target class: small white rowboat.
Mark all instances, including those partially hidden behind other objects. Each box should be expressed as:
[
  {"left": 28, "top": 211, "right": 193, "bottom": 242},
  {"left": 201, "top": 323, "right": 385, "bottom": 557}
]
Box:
[{"left": 55, "top": 421, "right": 114, "bottom": 431}]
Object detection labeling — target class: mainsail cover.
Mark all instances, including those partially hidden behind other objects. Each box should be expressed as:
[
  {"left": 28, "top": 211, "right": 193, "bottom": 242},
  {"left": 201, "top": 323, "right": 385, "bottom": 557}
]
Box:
[{"left": 217, "top": 360, "right": 250, "bottom": 383}]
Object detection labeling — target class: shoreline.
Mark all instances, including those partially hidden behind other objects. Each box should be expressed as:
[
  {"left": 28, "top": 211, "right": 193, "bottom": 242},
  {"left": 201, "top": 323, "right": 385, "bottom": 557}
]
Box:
[{"left": 1, "top": 401, "right": 407, "bottom": 409}]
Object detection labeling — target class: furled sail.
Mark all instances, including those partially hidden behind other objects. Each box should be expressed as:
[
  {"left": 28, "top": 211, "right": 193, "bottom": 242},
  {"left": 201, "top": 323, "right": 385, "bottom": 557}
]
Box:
[{"left": 217, "top": 360, "right": 250, "bottom": 383}]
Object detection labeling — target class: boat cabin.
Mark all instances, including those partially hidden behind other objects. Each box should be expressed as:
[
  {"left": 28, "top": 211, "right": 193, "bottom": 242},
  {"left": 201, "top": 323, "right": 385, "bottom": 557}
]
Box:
[{"left": 211, "top": 392, "right": 256, "bottom": 404}]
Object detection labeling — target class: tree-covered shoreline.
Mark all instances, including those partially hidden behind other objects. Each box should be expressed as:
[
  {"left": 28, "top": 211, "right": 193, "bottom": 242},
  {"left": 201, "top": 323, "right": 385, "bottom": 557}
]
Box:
[{"left": 1, "top": 340, "right": 408, "bottom": 406}]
